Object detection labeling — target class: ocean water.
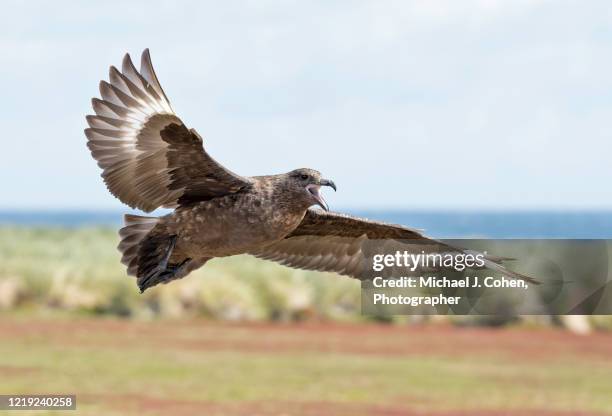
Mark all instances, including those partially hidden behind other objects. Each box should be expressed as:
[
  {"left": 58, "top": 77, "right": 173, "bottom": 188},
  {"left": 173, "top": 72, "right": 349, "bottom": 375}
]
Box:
[
  {"left": 351, "top": 210, "right": 612, "bottom": 239},
  {"left": 1, "top": 210, "right": 611, "bottom": 239}
]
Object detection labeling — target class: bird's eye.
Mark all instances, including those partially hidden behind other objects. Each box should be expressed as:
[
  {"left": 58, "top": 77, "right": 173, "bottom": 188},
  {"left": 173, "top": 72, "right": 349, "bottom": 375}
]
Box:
[{"left": 300, "top": 174, "right": 309, "bottom": 180}]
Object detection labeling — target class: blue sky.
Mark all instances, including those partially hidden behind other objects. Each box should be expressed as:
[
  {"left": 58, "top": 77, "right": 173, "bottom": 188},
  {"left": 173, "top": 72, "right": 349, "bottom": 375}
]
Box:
[{"left": 1, "top": 0, "right": 612, "bottom": 210}]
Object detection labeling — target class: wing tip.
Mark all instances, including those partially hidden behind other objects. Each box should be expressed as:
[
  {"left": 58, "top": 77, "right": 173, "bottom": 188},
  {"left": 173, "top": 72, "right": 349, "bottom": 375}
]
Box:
[
  {"left": 109, "top": 65, "right": 120, "bottom": 78},
  {"left": 122, "top": 53, "right": 135, "bottom": 74},
  {"left": 98, "top": 80, "right": 109, "bottom": 95},
  {"left": 140, "top": 48, "right": 152, "bottom": 71}
]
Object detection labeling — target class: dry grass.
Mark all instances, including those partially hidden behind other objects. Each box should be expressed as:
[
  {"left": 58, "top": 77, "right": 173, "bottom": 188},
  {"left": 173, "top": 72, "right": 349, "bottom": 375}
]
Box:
[{"left": 0, "top": 226, "right": 362, "bottom": 321}]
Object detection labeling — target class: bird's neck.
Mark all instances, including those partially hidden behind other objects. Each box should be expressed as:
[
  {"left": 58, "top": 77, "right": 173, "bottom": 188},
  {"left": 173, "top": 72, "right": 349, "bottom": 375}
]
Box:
[{"left": 254, "top": 176, "right": 311, "bottom": 216}]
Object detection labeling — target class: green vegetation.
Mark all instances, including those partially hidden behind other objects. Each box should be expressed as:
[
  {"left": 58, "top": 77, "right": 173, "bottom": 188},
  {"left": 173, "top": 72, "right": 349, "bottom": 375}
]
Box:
[
  {"left": 0, "top": 227, "right": 362, "bottom": 321},
  {"left": 2, "top": 227, "right": 612, "bottom": 415},
  {"left": 1, "top": 318, "right": 612, "bottom": 415},
  {"left": 2, "top": 226, "right": 612, "bottom": 330}
]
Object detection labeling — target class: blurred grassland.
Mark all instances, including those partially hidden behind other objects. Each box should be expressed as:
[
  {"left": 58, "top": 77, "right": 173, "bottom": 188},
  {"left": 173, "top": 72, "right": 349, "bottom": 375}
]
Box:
[
  {"left": 2, "top": 318, "right": 612, "bottom": 415},
  {"left": 3, "top": 226, "right": 612, "bottom": 330},
  {"left": 3, "top": 227, "right": 612, "bottom": 415},
  {"left": 0, "top": 227, "right": 362, "bottom": 321}
]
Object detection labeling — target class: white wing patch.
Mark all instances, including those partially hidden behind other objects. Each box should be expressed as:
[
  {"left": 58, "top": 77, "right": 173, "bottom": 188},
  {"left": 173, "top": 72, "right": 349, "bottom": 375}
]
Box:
[{"left": 85, "top": 50, "right": 185, "bottom": 211}]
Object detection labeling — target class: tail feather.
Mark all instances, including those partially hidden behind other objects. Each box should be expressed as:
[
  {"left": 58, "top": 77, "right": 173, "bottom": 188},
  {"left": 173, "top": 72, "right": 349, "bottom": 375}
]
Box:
[
  {"left": 118, "top": 214, "right": 160, "bottom": 276},
  {"left": 117, "top": 214, "right": 208, "bottom": 291}
]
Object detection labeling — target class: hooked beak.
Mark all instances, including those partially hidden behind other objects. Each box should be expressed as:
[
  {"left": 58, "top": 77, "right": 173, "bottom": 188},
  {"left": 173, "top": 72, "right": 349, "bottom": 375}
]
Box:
[
  {"left": 306, "top": 178, "right": 336, "bottom": 211},
  {"left": 320, "top": 178, "right": 337, "bottom": 192}
]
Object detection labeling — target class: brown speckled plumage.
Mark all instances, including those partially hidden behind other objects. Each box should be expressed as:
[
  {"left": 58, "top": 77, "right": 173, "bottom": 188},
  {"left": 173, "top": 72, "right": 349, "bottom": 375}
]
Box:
[{"left": 87, "top": 50, "right": 537, "bottom": 292}]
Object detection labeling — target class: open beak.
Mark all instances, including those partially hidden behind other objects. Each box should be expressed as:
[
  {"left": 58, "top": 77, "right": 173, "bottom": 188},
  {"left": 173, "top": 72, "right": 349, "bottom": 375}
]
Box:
[{"left": 307, "top": 179, "right": 336, "bottom": 211}]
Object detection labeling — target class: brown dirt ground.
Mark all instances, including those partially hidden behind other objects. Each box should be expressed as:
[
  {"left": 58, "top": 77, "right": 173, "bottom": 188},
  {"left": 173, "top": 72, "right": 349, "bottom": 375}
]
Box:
[
  {"left": 2, "top": 319, "right": 611, "bottom": 416},
  {"left": 1, "top": 319, "right": 611, "bottom": 361}
]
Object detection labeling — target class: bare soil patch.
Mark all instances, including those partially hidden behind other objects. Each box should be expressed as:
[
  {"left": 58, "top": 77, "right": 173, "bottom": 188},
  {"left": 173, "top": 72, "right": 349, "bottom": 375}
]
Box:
[{"left": 1, "top": 319, "right": 611, "bottom": 362}]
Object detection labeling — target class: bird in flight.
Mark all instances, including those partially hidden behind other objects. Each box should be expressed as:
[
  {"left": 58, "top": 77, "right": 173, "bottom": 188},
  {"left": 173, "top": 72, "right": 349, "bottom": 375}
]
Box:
[{"left": 85, "top": 49, "right": 535, "bottom": 292}]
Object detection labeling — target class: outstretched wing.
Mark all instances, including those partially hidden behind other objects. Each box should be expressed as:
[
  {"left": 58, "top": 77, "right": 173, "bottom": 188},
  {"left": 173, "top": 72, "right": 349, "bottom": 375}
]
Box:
[
  {"left": 85, "top": 49, "right": 251, "bottom": 212},
  {"left": 250, "top": 209, "right": 537, "bottom": 283},
  {"left": 249, "top": 209, "right": 433, "bottom": 278}
]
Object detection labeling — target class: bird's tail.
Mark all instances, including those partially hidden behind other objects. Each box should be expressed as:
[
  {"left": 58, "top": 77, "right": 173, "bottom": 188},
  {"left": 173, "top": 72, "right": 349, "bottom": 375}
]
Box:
[
  {"left": 118, "top": 214, "right": 161, "bottom": 277},
  {"left": 117, "top": 214, "right": 207, "bottom": 292}
]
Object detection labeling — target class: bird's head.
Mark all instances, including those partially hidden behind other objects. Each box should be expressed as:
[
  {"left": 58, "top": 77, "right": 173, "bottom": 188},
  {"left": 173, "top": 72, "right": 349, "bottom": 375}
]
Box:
[{"left": 284, "top": 168, "right": 336, "bottom": 211}]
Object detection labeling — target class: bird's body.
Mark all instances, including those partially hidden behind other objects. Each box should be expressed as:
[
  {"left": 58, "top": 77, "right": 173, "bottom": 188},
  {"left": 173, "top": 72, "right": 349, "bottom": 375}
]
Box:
[
  {"left": 86, "top": 49, "right": 536, "bottom": 292},
  {"left": 159, "top": 176, "right": 310, "bottom": 259}
]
